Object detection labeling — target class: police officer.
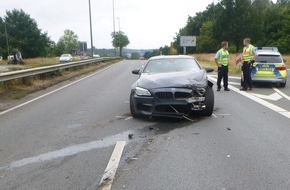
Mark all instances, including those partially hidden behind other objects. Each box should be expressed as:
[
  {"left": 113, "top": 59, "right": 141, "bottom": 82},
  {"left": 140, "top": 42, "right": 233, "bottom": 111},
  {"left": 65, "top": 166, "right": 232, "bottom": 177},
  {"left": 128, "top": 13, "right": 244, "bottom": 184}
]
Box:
[
  {"left": 241, "top": 38, "right": 255, "bottom": 91},
  {"left": 215, "top": 41, "right": 230, "bottom": 91}
]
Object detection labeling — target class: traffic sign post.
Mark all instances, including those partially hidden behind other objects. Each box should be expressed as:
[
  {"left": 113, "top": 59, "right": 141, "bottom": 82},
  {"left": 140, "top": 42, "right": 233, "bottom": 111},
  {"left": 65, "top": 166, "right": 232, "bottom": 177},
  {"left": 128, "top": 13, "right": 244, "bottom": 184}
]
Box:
[
  {"left": 236, "top": 53, "right": 242, "bottom": 66},
  {"left": 180, "top": 36, "right": 196, "bottom": 55}
]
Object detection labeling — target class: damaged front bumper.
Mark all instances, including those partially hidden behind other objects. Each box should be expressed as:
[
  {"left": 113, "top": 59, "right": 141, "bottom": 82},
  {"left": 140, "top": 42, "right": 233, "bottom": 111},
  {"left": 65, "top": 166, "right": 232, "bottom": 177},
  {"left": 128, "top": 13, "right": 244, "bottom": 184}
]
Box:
[{"left": 132, "top": 87, "right": 207, "bottom": 118}]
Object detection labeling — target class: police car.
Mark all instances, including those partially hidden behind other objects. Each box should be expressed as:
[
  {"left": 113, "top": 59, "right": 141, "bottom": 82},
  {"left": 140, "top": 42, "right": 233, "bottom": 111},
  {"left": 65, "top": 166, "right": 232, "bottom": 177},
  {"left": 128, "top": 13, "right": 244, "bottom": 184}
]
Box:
[{"left": 242, "top": 47, "right": 287, "bottom": 87}]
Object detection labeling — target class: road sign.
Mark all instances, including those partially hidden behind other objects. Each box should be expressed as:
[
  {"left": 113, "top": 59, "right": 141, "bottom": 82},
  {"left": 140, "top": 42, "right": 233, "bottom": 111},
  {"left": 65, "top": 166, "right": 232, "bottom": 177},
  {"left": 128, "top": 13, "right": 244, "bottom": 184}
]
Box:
[{"left": 180, "top": 36, "right": 196, "bottom": 47}]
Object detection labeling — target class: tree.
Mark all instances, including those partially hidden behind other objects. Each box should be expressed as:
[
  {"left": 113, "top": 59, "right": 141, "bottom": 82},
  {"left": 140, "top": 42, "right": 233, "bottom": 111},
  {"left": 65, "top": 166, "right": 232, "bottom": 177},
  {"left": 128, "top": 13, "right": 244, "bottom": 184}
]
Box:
[
  {"left": 1, "top": 9, "right": 52, "bottom": 58},
  {"left": 196, "top": 21, "right": 218, "bottom": 53},
  {"left": 56, "top": 29, "right": 79, "bottom": 55},
  {"left": 144, "top": 49, "right": 160, "bottom": 59},
  {"left": 172, "top": 0, "right": 290, "bottom": 54},
  {"left": 0, "top": 17, "right": 6, "bottom": 58},
  {"left": 111, "top": 31, "right": 130, "bottom": 56},
  {"left": 169, "top": 43, "right": 178, "bottom": 55},
  {"left": 130, "top": 52, "right": 141, "bottom": 60},
  {"left": 173, "top": 3, "right": 220, "bottom": 54},
  {"left": 213, "top": 0, "right": 260, "bottom": 52}
]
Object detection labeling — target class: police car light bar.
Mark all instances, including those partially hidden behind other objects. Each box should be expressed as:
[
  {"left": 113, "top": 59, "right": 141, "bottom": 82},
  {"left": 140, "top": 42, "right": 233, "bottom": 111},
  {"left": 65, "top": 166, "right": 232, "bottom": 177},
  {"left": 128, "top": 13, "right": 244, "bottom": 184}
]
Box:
[{"left": 257, "top": 47, "right": 278, "bottom": 51}]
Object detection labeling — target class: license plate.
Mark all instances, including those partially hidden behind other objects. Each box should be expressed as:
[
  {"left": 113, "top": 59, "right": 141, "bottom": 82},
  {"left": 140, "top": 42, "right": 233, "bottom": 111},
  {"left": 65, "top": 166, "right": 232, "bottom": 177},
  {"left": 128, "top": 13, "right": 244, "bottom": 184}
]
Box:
[{"left": 258, "top": 68, "right": 273, "bottom": 71}]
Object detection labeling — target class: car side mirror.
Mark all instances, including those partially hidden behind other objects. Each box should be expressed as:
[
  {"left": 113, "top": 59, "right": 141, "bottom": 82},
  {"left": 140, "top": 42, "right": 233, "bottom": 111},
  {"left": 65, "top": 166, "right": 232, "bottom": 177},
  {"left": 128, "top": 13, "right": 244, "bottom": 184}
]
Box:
[
  {"left": 283, "top": 59, "right": 287, "bottom": 63},
  {"left": 132, "top": 69, "right": 140, "bottom": 75},
  {"left": 205, "top": 68, "right": 214, "bottom": 73}
]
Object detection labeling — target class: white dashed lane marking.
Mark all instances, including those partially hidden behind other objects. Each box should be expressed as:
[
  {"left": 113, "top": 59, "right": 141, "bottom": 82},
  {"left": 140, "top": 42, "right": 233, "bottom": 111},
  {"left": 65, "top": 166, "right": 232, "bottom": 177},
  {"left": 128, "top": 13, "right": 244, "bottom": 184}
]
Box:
[{"left": 98, "top": 141, "right": 126, "bottom": 190}]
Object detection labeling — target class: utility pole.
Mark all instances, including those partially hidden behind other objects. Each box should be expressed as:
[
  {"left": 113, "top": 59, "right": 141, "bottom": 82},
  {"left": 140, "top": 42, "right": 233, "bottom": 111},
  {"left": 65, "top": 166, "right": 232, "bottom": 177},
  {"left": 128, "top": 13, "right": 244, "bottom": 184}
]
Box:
[
  {"left": 88, "top": 0, "right": 94, "bottom": 57},
  {"left": 116, "top": 17, "right": 120, "bottom": 32}
]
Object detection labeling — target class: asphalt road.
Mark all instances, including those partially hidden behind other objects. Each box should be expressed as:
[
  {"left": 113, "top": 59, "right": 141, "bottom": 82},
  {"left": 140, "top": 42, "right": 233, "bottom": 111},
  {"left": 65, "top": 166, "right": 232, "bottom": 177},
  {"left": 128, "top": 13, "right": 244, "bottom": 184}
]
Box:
[{"left": 0, "top": 60, "right": 290, "bottom": 190}]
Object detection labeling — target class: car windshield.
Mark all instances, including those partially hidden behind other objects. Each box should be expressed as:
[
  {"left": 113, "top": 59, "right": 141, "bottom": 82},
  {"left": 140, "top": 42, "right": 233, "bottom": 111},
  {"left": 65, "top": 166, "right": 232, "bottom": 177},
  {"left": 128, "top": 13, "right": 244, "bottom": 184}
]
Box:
[
  {"left": 143, "top": 58, "right": 201, "bottom": 74},
  {"left": 61, "top": 54, "right": 70, "bottom": 57},
  {"left": 255, "top": 54, "right": 283, "bottom": 63}
]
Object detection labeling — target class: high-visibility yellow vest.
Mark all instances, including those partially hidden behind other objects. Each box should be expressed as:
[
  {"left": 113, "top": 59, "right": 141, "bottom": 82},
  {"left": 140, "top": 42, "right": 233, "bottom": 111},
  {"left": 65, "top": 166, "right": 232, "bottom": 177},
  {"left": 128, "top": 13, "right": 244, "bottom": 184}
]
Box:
[
  {"left": 218, "top": 49, "right": 229, "bottom": 66},
  {"left": 242, "top": 44, "right": 255, "bottom": 62}
]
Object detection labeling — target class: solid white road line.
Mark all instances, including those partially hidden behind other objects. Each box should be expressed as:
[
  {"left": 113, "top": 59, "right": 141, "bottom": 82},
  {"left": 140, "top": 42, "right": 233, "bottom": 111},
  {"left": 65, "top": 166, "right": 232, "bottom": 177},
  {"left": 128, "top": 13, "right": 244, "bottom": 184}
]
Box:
[
  {"left": 0, "top": 64, "right": 115, "bottom": 116},
  {"left": 228, "top": 81, "right": 241, "bottom": 86},
  {"left": 273, "top": 88, "right": 290, "bottom": 101},
  {"left": 208, "top": 75, "right": 240, "bottom": 80},
  {"left": 208, "top": 76, "right": 290, "bottom": 119},
  {"left": 98, "top": 141, "right": 126, "bottom": 190},
  {"left": 214, "top": 114, "right": 231, "bottom": 116},
  {"left": 124, "top": 116, "right": 133, "bottom": 121}
]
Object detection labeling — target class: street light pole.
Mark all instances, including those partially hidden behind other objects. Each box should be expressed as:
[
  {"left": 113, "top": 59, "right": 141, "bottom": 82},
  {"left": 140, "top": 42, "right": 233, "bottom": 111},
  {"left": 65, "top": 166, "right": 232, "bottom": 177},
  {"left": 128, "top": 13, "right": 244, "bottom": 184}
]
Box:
[
  {"left": 88, "top": 0, "right": 94, "bottom": 57},
  {"left": 4, "top": 22, "right": 10, "bottom": 56},
  {"left": 113, "top": 0, "right": 116, "bottom": 35},
  {"left": 113, "top": 0, "right": 117, "bottom": 56},
  {"left": 116, "top": 17, "right": 120, "bottom": 32}
]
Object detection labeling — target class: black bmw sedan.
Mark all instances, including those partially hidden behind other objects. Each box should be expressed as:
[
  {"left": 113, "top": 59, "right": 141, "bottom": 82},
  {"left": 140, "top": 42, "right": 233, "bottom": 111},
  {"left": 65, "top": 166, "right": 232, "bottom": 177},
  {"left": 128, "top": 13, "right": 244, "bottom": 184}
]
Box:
[{"left": 130, "top": 55, "right": 214, "bottom": 118}]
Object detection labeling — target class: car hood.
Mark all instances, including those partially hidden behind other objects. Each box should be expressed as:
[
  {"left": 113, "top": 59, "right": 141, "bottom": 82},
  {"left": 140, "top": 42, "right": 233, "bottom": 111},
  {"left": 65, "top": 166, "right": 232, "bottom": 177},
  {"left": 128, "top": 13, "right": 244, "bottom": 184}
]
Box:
[{"left": 137, "top": 70, "right": 207, "bottom": 89}]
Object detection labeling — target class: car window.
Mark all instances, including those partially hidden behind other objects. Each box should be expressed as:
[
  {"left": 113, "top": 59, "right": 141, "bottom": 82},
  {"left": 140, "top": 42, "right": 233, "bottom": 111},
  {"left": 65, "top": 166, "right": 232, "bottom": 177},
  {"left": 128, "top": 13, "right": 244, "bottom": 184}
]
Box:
[
  {"left": 255, "top": 54, "right": 283, "bottom": 63},
  {"left": 143, "top": 58, "right": 201, "bottom": 74}
]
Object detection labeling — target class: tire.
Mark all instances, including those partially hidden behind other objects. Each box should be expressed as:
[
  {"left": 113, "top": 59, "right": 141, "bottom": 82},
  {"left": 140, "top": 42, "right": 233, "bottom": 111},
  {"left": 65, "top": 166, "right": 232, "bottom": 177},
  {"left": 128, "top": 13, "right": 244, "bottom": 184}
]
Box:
[
  {"left": 130, "top": 94, "right": 139, "bottom": 118},
  {"left": 280, "top": 82, "right": 286, "bottom": 88},
  {"left": 201, "top": 87, "right": 214, "bottom": 116}
]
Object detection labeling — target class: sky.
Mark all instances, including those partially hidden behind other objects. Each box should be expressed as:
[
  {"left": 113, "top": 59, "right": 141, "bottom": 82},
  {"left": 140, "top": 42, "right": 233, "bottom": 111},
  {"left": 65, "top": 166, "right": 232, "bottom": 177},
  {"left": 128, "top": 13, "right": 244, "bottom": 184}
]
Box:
[{"left": 1, "top": 0, "right": 215, "bottom": 49}]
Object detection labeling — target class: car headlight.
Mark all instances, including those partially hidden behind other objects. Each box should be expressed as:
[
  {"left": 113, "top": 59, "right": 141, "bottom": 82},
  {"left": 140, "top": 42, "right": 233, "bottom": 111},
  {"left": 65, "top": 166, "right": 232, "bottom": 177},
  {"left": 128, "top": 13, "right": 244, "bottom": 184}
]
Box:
[{"left": 135, "top": 87, "right": 151, "bottom": 96}]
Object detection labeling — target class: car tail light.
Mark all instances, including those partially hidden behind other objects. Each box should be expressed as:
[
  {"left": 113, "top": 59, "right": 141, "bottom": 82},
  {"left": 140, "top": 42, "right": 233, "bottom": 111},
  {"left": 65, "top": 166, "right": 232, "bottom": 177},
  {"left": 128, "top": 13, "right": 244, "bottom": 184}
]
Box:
[{"left": 276, "top": 65, "right": 287, "bottom": 70}]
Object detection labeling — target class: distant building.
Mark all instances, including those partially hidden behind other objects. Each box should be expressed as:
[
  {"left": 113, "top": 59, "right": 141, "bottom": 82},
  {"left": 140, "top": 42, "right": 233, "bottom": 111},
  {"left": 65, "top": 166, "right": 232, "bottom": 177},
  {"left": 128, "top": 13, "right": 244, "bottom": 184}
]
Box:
[{"left": 79, "top": 41, "right": 87, "bottom": 53}]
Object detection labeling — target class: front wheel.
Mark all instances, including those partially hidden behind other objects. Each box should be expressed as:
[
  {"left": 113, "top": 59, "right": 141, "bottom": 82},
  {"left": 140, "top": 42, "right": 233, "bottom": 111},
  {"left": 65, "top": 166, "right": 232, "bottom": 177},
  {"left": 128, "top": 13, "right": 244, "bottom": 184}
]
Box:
[
  {"left": 201, "top": 87, "right": 214, "bottom": 116},
  {"left": 130, "top": 94, "right": 139, "bottom": 118}
]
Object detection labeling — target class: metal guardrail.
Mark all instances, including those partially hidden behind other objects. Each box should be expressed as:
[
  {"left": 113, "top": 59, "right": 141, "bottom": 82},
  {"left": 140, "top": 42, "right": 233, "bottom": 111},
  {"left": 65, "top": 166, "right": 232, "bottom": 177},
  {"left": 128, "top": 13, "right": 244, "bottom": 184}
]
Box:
[{"left": 0, "top": 57, "right": 119, "bottom": 82}]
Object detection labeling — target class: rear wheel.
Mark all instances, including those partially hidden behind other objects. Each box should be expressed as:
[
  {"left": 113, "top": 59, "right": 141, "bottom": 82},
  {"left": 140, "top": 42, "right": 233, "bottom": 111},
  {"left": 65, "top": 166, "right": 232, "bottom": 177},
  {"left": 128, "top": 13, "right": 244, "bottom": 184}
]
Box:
[
  {"left": 130, "top": 94, "right": 139, "bottom": 118},
  {"left": 280, "top": 82, "right": 286, "bottom": 88},
  {"left": 201, "top": 87, "right": 214, "bottom": 116}
]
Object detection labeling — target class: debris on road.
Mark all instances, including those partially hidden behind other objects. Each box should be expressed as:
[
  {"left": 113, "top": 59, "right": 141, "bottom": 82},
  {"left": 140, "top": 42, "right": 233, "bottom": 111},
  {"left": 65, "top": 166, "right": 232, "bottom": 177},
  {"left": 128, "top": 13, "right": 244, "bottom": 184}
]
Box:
[
  {"left": 128, "top": 134, "right": 134, "bottom": 139},
  {"left": 149, "top": 126, "right": 154, "bottom": 130},
  {"left": 125, "top": 157, "right": 139, "bottom": 163}
]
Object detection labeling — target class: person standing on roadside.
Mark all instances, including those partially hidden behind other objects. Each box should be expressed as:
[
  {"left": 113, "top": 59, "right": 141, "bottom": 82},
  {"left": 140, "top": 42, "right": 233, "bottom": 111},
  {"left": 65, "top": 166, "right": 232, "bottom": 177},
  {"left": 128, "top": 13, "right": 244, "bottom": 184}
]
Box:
[
  {"left": 215, "top": 41, "right": 230, "bottom": 91},
  {"left": 241, "top": 38, "right": 255, "bottom": 91}
]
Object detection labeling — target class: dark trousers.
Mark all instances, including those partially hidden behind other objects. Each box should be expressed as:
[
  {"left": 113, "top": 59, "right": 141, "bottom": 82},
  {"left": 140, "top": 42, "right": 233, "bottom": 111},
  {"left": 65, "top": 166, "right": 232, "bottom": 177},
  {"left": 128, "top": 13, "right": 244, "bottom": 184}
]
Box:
[
  {"left": 242, "top": 61, "right": 253, "bottom": 89},
  {"left": 217, "top": 65, "right": 228, "bottom": 89}
]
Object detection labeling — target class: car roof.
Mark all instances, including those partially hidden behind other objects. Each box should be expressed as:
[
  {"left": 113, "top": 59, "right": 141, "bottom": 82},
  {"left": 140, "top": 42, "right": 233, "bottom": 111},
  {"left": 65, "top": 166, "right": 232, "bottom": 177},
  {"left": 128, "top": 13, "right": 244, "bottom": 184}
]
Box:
[
  {"left": 255, "top": 47, "right": 281, "bottom": 56},
  {"left": 148, "top": 55, "right": 195, "bottom": 60},
  {"left": 256, "top": 50, "right": 281, "bottom": 56}
]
